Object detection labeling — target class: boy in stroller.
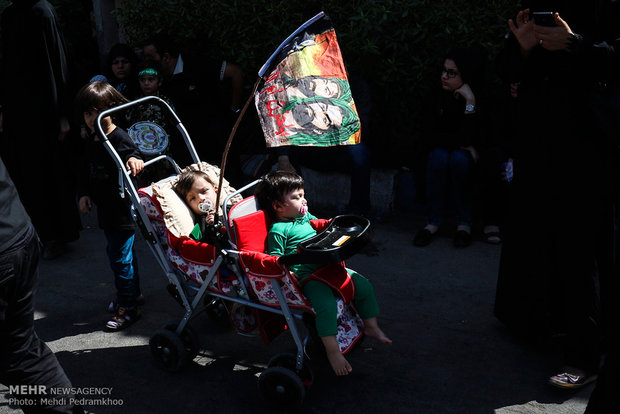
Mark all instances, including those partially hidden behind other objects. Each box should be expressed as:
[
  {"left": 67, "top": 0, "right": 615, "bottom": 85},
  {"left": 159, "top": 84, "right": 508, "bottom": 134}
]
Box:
[{"left": 255, "top": 171, "right": 391, "bottom": 376}]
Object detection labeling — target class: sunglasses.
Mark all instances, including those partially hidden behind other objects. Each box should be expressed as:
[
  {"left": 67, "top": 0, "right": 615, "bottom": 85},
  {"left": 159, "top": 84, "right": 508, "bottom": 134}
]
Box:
[{"left": 441, "top": 67, "right": 460, "bottom": 78}]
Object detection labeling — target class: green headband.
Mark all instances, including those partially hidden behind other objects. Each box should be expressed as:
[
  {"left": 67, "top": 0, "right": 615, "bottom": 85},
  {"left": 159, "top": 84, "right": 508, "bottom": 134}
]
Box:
[{"left": 138, "top": 68, "right": 160, "bottom": 78}]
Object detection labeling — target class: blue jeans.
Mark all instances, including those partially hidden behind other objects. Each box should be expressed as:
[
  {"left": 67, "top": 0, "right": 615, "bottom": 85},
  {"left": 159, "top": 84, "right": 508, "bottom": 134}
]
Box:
[
  {"left": 104, "top": 229, "right": 140, "bottom": 307},
  {"left": 425, "top": 147, "right": 473, "bottom": 227}
]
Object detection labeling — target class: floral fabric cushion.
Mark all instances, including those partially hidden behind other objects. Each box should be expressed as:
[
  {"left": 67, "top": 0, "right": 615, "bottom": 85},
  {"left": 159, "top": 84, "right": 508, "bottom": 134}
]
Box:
[{"left": 151, "top": 161, "right": 242, "bottom": 238}]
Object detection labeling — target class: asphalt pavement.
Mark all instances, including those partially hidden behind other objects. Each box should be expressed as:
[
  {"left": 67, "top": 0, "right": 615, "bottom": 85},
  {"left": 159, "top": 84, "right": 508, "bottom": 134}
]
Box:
[{"left": 0, "top": 210, "right": 594, "bottom": 414}]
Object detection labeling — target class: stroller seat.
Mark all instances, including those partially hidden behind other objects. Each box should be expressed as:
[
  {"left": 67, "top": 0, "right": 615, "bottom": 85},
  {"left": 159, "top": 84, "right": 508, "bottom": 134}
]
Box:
[
  {"left": 138, "top": 176, "right": 238, "bottom": 296},
  {"left": 226, "top": 195, "right": 365, "bottom": 354}
]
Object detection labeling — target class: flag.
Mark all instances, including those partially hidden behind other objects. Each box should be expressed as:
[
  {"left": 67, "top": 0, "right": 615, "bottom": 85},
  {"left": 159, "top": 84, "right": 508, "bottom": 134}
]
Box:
[{"left": 255, "top": 12, "right": 361, "bottom": 147}]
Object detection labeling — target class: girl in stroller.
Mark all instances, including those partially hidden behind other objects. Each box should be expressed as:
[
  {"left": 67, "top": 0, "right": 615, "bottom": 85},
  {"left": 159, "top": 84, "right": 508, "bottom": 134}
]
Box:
[
  {"left": 173, "top": 170, "right": 219, "bottom": 241},
  {"left": 255, "top": 170, "right": 391, "bottom": 376}
]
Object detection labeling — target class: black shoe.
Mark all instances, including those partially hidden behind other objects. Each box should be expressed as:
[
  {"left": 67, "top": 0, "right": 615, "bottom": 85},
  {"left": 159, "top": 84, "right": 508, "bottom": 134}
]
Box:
[
  {"left": 453, "top": 230, "right": 472, "bottom": 248},
  {"left": 413, "top": 228, "right": 435, "bottom": 247}
]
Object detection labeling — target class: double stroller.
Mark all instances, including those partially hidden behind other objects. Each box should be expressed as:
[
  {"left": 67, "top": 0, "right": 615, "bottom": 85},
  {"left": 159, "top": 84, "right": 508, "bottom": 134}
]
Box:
[{"left": 97, "top": 96, "right": 371, "bottom": 408}]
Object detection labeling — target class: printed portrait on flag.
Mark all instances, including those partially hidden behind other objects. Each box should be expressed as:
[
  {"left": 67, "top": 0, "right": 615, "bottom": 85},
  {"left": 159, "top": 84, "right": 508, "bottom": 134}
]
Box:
[{"left": 255, "top": 13, "right": 361, "bottom": 147}]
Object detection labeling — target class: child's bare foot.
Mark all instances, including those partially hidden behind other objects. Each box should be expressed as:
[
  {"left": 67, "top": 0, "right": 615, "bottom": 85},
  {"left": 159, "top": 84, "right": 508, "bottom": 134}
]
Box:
[
  {"left": 363, "top": 317, "right": 392, "bottom": 344},
  {"left": 321, "top": 335, "right": 352, "bottom": 376},
  {"left": 364, "top": 325, "right": 392, "bottom": 344},
  {"left": 326, "top": 349, "right": 352, "bottom": 376}
]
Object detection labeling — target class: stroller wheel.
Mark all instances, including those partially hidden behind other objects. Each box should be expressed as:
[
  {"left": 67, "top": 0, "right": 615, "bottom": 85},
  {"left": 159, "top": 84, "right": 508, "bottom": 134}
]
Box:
[
  {"left": 164, "top": 322, "right": 200, "bottom": 361},
  {"left": 268, "top": 353, "right": 314, "bottom": 388},
  {"left": 258, "top": 366, "right": 305, "bottom": 409},
  {"left": 149, "top": 329, "right": 189, "bottom": 372}
]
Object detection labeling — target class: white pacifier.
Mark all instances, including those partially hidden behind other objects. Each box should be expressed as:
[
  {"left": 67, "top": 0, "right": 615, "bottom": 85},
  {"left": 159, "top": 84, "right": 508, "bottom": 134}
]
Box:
[
  {"left": 300, "top": 204, "right": 308, "bottom": 215},
  {"left": 198, "top": 200, "right": 213, "bottom": 213}
]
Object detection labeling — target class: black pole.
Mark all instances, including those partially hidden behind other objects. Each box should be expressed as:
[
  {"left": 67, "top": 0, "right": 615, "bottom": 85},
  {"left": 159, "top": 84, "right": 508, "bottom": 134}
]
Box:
[{"left": 214, "top": 76, "right": 262, "bottom": 217}]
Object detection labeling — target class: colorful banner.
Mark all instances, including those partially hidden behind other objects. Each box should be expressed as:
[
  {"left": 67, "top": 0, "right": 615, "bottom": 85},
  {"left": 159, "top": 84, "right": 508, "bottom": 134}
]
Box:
[{"left": 255, "top": 12, "right": 361, "bottom": 147}]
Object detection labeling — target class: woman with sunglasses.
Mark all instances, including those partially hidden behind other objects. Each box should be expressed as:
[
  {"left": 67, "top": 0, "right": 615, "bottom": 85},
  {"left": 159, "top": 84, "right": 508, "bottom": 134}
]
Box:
[{"left": 413, "top": 47, "right": 487, "bottom": 248}]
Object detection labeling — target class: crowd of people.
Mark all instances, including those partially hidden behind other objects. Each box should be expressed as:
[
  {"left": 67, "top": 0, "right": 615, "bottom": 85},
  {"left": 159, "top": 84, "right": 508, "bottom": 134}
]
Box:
[
  {"left": 413, "top": 1, "right": 620, "bottom": 405},
  {"left": 1, "top": 0, "right": 619, "bottom": 412}
]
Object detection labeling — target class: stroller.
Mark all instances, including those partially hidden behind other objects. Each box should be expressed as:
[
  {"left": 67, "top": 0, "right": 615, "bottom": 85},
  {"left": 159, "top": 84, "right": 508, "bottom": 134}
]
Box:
[{"left": 96, "top": 96, "right": 372, "bottom": 408}]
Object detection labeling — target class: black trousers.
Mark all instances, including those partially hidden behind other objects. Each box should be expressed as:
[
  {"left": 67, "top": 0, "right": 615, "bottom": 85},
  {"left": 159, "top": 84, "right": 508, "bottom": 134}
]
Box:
[{"left": 0, "top": 225, "right": 81, "bottom": 413}]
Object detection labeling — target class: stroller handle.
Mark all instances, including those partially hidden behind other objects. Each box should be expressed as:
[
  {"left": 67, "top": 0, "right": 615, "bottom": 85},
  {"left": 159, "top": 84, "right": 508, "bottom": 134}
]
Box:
[{"left": 94, "top": 95, "right": 201, "bottom": 200}]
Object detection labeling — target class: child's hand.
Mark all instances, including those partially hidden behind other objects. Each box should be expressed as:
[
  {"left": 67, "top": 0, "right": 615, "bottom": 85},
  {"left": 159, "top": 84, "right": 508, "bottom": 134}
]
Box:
[
  {"left": 126, "top": 157, "right": 144, "bottom": 176},
  {"left": 79, "top": 196, "right": 92, "bottom": 214}
]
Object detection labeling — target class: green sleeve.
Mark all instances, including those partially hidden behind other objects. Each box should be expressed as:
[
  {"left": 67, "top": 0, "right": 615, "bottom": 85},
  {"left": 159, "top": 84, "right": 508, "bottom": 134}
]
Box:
[
  {"left": 189, "top": 222, "right": 202, "bottom": 240},
  {"left": 266, "top": 228, "right": 287, "bottom": 256}
]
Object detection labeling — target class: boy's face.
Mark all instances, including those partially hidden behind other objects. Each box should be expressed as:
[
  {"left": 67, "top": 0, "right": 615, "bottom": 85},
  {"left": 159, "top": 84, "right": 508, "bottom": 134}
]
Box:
[
  {"left": 185, "top": 176, "right": 217, "bottom": 223},
  {"left": 111, "top": 56, "right": 132, "bottom": 81},
  {"left": 139, "top": 74, "right": 161, "bottom": 96},
  {"left": 274, "top": 188, "right": 307, "bottom": 220},
  {"left": 83, "top": 108, "right": 111, "bottom": 133}
]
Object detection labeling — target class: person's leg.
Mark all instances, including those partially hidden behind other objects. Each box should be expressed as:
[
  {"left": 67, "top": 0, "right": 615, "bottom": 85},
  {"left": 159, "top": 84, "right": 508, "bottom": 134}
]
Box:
[
  {"left": 426, "top": 147, "right": 449, "bottom": 227},
  {"left": 548, "top": 181, "right": 603, "bottom": 387},
  {"left": 104, "top": 229, "right": 139, "bottom": 308},
  {"left": 349, "top": 271, "right": 391, "bottom": 344},
  {"left": 0, "top": 226, "right": 80, "bottom": 413},
  {"left": 449, "top": 149, "right": 473, "bottom": 228},
  {"left": 345, "top": 143, "right": 372, "bottom": 214},
  {"left": 303, "top": 280, "right": 351, "bottom": 375}
]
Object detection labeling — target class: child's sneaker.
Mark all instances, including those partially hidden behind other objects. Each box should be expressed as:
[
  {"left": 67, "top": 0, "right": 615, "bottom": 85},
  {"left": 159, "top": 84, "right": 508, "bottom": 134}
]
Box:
[
  {"left": 548, "top": 369, "right": 597, "bottom": 389},
  {"left": 106, "top": 306, "right": 141, "bottom": 331}
]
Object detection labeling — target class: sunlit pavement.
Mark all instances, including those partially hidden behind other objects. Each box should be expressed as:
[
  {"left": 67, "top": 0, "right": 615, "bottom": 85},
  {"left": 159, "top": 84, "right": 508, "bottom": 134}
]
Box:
[{"left": 0, "top": 211, "right": 593, "bottom": 413}]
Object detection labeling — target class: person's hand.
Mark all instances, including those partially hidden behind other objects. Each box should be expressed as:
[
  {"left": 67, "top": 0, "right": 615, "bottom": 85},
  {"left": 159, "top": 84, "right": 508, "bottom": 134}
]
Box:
[
  {"left": 277, "top": 155, "right": 297, "bottom": 173},
  {"left": 460, "top": 146, "right": 479, "bottom": 163},
  {"left": 205, "top": 211, "right": 216, "bottom": 225},
  {"left": 126, "top": 157, "right": 144, "bottom": 176},
  {"left": 58, "top": 116, "right": 70, "bottom": 142},
  {"left": 79, "top": 196, "right": 92, "bottom": 214},
  {"left": 454, "top": 83, "right": 475, "bottom": 104},
  {"left": 508, "top": 9, "right": 537, "bottom": 55},
  {"left": 501, "top": 158, "right": 514, "bottom": 182},
  {"left": 80, "top": 126, "right": 89, "bottom": 139},
  {"left": 534, "top": 13, "right": 574, "bottom": 52}
]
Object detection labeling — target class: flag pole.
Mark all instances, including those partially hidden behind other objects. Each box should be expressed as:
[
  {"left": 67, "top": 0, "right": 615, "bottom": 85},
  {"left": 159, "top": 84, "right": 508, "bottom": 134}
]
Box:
[{"left": 214, "top": 76, "right": 262, "bottom": 217}]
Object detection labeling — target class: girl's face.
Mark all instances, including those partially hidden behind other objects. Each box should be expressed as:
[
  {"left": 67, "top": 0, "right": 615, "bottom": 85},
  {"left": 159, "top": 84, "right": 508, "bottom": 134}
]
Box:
[
  {"left": 274, "top": 188, "right": 307, "bottom": 220},
  {"left": 441, "top": 59, "right": 464, "bottom": 91},
  {"left": 139, "top": 74, "right": 161, "bottom": 96},
  {"left": 111, "top": 56, "right": 132, "bottom": 81},
  {"left": 83, "top": 108, "right": 111, "bottom": 133},
  {"left": 184, "top": 176, "right": 217, "bottom": 222}
]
